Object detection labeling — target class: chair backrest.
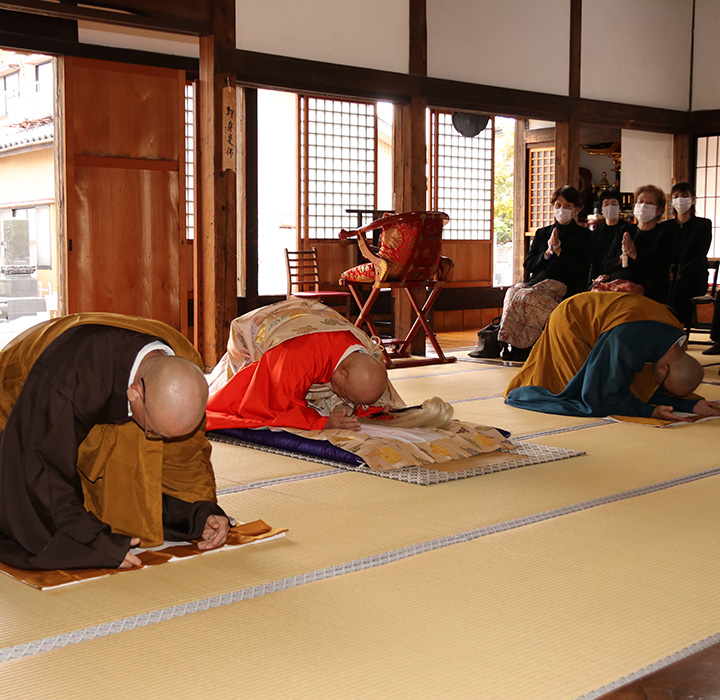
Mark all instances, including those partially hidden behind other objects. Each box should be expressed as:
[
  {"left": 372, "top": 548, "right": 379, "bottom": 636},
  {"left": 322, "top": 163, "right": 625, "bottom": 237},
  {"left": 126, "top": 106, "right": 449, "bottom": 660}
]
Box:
[
  {"left": 285, "top": 248, "right": 321, "bottom": 296},
  {"left": 358, "top": 211, "right": 449, "bottom": 283}
]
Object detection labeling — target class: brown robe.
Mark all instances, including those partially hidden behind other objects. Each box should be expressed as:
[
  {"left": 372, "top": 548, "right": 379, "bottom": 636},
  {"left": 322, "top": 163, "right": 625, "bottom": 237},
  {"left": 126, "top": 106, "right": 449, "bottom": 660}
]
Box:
[{"left": 0, "top": 313, "right": 223, "bottom": 569}]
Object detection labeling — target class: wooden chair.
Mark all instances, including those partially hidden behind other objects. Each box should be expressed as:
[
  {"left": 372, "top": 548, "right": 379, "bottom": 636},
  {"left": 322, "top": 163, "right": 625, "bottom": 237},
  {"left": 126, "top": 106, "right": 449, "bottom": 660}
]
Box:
[
  {"left": 284, "top": 247, "right": 351, "bottom": 318},
  {"left": 338, "top": 211, "right": 455, "bottom": 368},
  {"left": 685, "top": 258, "right": 720, "bottom": 341}
]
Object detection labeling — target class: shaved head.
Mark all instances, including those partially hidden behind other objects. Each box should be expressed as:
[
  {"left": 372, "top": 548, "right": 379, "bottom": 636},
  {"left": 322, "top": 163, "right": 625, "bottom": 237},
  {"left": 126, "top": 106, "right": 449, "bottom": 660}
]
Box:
[
  {"left": 663, "top": 352, "right": 704, "bottom": 397},
  {"left": 331, "top": 352, "right": 388, "bottom": 407},
  {"left": 134, "top": 354, "right": 208, "bottom": 438}
]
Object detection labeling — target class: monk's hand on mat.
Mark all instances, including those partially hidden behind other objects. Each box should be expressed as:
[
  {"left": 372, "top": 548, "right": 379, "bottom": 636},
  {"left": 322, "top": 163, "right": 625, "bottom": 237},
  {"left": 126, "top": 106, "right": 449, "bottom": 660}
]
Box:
[
  {"left": 692, "top": 399, "right": 720, "bottom": 417},
  {"left": 197, "top": 515, "right": 230, "bottom": 551},
  {"left": 118, "top": 537, "right": 142, "bottom": 569},
  {"left": 326, "top": 406, "right": 361, "bottom": 431},
  {"left": 651, "top": 405, "right": 691, "bottom": 422}
]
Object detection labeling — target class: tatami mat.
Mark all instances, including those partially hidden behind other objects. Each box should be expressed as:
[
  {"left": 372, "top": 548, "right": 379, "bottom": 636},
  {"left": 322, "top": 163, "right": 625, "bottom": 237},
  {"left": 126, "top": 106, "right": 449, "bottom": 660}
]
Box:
[
  {"left": 1, "top": 352, "right": 719, "bottom": 699},
  {"left": 3, "top": 475, "right": 720, "bottom": 700}
]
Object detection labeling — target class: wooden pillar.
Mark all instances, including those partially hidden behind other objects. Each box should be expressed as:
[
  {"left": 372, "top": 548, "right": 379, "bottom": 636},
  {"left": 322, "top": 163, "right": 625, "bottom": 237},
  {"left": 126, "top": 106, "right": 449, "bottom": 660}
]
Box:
[
  {"left": 196, "top": 0, "right": 237, "bottom": 370},
  {"left": 673, "top": 133, "right": 691, "bottom": 186},
  {"left": 240, "top": 88, "right": 259, "bottom": 308},
  {"left": 513, "top": 119, "right": 527, "bottom": 284},
  {"left": 554, "top": 117, "right": 580, "bottom": 190},
  {"left": 392, "top": 0, "right": 428, "bottom": 355}
]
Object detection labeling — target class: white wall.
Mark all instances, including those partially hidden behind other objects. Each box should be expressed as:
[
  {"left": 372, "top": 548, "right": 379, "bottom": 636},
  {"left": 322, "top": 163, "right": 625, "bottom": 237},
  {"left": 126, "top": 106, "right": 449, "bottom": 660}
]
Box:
[
  {"left": 692, "top": 0, "right": 720, "bottom": 110},
  {"left": 581, "top": 0, "right": 693, "bottom": 111},
  {"left": 236, "top": 0, "right": 409, "bottom": 73},
  {"left": 427, "top": 0, "right": 569, "bottom": 96},
  {"left": 620, "top": 130, "right": 673, "bottom": 195}
]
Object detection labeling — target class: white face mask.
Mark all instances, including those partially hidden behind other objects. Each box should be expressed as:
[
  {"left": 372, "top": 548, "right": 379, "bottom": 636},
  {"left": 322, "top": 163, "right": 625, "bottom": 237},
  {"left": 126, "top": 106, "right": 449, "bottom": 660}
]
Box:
[
  {"left": 672, "top": 196, "right": 693, "bottom": 215},
  {"left": 554, "top": 207, "right": 574, "bottom": 225},
  {"left": 634, "top": 202, "right": 657, "bottom": 224},
  {"left": 602, "top": 204, "right": 620, "bottom": 222}
]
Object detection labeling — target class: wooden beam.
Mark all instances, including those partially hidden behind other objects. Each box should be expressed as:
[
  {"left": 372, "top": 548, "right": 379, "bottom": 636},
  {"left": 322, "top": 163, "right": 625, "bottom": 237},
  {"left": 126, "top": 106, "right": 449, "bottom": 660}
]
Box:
[
  {"left": 689, "top": 109, "right": 720, "bottom": 135},
  {"left": 0, "top": 0, "right": 211, "bottom": 35},
  {"left": 196, "top": 0, "right": 237, "bottom": 370}
]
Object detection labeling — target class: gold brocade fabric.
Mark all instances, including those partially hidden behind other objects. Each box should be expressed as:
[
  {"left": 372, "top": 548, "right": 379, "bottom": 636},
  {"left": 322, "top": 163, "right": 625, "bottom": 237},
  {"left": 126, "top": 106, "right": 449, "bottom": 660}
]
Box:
[
  {"left": 0, "top": 312, "right": 218, "bottom": 548},
  {"left": 288, "top": 420, "right": 516, "bottom": 471}
]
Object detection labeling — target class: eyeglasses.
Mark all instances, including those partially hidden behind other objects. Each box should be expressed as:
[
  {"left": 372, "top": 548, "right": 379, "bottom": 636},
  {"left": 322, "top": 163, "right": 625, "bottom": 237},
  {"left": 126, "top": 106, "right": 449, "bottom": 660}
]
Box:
[
  {"left": 657, "top": 366, "right": 670, "bottom": 395},
  {"left": 140, "top": 378, "right": 164, "bottom": 441}
]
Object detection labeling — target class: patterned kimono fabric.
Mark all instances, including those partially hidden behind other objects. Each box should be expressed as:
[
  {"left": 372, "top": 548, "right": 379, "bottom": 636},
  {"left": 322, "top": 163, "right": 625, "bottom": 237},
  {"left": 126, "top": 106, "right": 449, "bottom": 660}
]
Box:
[{"left": 497, "top": 279, "right": 567, "bottom": 349}]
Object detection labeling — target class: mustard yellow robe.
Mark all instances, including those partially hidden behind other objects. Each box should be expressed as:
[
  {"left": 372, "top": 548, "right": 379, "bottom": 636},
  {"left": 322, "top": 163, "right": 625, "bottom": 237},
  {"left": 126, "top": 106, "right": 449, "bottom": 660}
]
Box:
[{"left": 0, "top": 313, "right": 220, "bottom": 568}]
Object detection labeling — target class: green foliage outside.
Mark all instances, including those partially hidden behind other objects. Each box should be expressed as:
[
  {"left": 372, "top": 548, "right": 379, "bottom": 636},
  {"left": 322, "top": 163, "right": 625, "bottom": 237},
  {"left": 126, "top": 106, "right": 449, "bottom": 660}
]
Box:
[{"left": 494, "top": 120, "right": 514, "bottom": 246}]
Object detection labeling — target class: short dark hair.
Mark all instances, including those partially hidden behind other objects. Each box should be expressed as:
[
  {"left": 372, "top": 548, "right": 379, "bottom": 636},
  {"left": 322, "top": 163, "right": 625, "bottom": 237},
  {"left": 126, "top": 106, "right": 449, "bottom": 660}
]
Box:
[
  {"left": 671, "top": 181, "right": 696, "bottom": 198},
  {"left": 551, "top": 185, "right": 582, "bottom": 209},
  {"left": 599, "top": 190, "right": 621, "bottom": 206}
]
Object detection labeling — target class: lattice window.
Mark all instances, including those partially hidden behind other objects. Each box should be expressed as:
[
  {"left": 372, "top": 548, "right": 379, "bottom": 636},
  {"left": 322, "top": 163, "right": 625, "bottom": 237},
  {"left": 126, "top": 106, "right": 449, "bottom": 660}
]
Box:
[
  {"left": 299, "top": 96, "right": 377, "bottom": 240},
  {"left": 527, "top": 146, "right": 555, "bottom": 231},
  {"left": 184, "top": 82, "right": 196, "bottom": 240},
  {"left": 695, "top": 135, "right": 720, "bottom": 258},
  {"left": 428, "top": 111, "right": 493, "bottom": 241}
]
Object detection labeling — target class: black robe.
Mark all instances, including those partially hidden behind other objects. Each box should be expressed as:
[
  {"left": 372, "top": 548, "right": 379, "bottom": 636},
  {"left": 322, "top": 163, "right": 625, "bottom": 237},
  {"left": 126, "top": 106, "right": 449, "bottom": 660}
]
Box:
[
  {"left": 0, "top": 324, "right": 224, "bottom": 570},
  {"left": 524, "top": 221, "right": 593, "bottom": 298},
  {"left": 663, "top": 215, "right": 712, "bottom": 322}
]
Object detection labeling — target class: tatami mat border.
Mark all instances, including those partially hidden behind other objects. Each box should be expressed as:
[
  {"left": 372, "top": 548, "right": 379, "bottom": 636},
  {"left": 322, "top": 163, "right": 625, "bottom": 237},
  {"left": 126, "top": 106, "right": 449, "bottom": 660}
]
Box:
[
  {"left": 390, "top": 366, "right": 501, "bottom": 381},
  {"left": 4, "top": 464, "right": 720, "bottom": 668},
  {"left": 515, "top": 419, "right": 614, "bottom": 440},
  {"left": 216, "top": 469, "right": 339, "bottom": 496},
  {"left": 448, "top": 394, "right": 504, "bottom": 402}
]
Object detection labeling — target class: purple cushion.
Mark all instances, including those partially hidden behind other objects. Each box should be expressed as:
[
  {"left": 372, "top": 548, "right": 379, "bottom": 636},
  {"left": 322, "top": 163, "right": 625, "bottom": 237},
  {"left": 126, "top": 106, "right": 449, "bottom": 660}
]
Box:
[{"left": 208, "top": 428, "right": 365, "bottom": 466}]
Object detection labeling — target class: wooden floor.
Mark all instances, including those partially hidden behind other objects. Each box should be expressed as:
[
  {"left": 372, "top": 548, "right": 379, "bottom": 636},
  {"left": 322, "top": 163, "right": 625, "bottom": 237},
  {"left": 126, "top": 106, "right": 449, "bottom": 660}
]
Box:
[{"left": 435, "top": 328, "right": 720, "bottom": 700}]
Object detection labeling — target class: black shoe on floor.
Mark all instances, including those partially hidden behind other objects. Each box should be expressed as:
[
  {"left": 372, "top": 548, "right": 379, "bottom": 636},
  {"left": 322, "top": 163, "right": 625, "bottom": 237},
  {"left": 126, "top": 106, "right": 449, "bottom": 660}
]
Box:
[
  {"left": 500, "top": 345, "right": 531, "bottom": 362},
  {"left": 702, "top": 341, "right": 720, "bottom": 355}
]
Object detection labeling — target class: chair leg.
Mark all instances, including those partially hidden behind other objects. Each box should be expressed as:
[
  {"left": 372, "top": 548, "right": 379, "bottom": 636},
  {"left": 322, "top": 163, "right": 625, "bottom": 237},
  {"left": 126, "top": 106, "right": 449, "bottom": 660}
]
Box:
[{"left": 396, "top": 285, "right": 448, "bottom": 360}]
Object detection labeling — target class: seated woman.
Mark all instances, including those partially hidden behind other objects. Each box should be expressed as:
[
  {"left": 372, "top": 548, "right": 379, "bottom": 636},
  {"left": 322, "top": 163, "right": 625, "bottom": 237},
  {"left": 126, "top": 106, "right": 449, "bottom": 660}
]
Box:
[
  {"left": 497, "top": 185, "right": 592, "bottom": 361},
  {"left": 662, "top": 181, "right": 712, "bottom": 323},
  {"left": 600, "top": 184, "right": 667, "bottom": 301}
]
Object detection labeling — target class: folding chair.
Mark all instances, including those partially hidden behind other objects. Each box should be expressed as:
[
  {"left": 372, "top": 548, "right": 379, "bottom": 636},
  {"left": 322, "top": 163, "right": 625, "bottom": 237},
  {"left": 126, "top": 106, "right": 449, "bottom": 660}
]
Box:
[
  {"left": 685, "top": 258, "right": 720, "bottom": 342},
  {"left": 338, "top": 211, "right": 456, "bottom": 369},
  {"left": 285, "top": 247, "right": 351, "bottom": 318}
]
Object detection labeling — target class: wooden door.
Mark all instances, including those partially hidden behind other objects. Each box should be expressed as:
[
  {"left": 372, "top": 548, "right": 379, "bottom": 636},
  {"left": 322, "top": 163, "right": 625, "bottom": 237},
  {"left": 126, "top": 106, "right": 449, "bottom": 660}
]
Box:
[{"left": 62, "top": 57, "right": 188, "bottom": 334}]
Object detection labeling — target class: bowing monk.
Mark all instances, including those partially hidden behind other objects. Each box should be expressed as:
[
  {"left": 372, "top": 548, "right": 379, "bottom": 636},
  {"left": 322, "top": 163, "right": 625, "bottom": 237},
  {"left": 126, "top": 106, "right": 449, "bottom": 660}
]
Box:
[
  {"left": 504, "top": 292, "right": 719, "bottom": 420},
  {"left": 206, "top": 298, "right": 402, "bottom": 432},
  {"left": 0, "top": 313, "right": 228, "bottom": 571}
]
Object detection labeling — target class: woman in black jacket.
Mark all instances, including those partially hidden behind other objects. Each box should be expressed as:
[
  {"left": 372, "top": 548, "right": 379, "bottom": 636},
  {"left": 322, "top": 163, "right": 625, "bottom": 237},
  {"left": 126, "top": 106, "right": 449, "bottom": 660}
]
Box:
[{"left": 497, "top": 185, "right": 592, "bottom": 361}]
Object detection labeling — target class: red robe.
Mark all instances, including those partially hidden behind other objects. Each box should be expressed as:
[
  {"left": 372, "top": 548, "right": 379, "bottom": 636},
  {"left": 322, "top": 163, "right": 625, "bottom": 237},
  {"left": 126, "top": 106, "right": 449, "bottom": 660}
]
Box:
[{"left": 206, "top": 330, "right": 379, "bottom": 430}]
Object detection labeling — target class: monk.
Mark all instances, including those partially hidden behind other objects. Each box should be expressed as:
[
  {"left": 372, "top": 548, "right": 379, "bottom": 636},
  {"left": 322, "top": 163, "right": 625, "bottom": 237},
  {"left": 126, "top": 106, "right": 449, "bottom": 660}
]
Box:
[
  {"left": 504, "top": 292, "right": 720, "bottom": 420},
  {"left": 0, "top": 313, "right": 228, "bottom": 571},
  {"left": 206, "top": 298, "right": 402, "bottom": 432}
]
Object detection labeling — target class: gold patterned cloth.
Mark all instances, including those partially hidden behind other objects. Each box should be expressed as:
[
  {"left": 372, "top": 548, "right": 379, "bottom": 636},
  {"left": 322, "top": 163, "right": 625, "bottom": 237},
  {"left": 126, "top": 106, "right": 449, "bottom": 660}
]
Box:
[{"left": 285, "top": 420, "right": 515, "bottom": 472}]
